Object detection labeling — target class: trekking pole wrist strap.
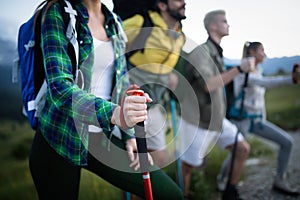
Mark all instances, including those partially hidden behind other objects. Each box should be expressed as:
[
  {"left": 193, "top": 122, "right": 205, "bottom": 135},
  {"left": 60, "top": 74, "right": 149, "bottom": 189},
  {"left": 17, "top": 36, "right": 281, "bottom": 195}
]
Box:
[{"left": 237, "top": 66, "right": 244, "bottom": 73}]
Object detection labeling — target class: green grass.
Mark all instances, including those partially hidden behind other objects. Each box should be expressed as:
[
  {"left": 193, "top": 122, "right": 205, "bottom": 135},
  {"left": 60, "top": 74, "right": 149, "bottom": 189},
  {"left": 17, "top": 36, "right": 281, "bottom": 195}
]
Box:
[
  {"left": 0, "top": 84, "right": 298, "bottom": 199},
  {"left": 265, "top": 83, "right": 300, "bottom": 130},
  {"left": 0, "top": 121, "right": 124, "bottom": 200},
  {"left": 0, "top": 121, "right": 38, "bottom": 200},
  {"left": 79, "top": 170, "right": 122, "bottom": 200}
]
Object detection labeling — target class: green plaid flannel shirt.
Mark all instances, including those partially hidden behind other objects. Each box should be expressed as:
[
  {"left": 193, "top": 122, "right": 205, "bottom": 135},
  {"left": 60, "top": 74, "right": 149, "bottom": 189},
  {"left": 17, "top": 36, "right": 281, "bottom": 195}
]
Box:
[{"left": 39, "top": 2, "right": 133, "bottom": 166}]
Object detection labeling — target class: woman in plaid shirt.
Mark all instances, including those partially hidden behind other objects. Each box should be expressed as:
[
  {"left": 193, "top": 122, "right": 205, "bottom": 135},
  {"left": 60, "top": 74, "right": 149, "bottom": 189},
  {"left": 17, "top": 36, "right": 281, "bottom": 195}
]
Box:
[{"left": 28, "top": 0, "right": 183, "bottom": 199}]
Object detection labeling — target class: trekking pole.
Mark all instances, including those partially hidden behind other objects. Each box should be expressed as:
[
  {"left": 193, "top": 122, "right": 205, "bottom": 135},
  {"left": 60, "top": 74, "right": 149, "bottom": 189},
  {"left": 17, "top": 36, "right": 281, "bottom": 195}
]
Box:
[
  {"left": 170, "top": 95, "right": 183, "bottom": 190},
  {"left": 238, "top": 73, "right": 249, "bottom": 118},
  {"left": 225, "top": 129, "right": 239, "bottom": 187},
  {"left": 125, "top": 192, "right": 131, "bottom": 200},
  {"left": 225, "top": 72, "right": 249, "bottom": 194},
  {"left": 127, "top": 89, "right": 153, "bottom": 200}
]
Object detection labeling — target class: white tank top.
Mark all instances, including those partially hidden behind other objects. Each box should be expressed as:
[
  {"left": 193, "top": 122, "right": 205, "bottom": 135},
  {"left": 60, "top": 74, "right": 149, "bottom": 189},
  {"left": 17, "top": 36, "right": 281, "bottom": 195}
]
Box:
[{"left": 89, "top": 37, "right": 114, "bottom": 133}]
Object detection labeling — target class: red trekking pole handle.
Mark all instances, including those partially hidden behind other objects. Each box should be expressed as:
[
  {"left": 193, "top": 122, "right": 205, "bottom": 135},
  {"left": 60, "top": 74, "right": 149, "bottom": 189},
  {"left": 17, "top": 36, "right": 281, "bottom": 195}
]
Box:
[{"left": 127, "top": 88, "right": 153, "bottom": 200}]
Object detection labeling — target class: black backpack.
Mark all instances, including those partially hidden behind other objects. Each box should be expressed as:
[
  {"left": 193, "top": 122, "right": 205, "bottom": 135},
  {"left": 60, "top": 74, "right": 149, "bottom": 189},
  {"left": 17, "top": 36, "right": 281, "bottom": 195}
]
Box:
[
  {"left": 112, "top": 0, "right": 157, "bottom": 20},
  {"left": 112, "top": 0, "right": 156, "bottom": 57}
]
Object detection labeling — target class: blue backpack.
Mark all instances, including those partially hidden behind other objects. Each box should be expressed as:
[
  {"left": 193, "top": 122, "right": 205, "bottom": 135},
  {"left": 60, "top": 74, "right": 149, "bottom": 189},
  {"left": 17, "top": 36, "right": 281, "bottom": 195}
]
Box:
[
  {"left": 14, "top": 0, "right": 79, "bottom": 130},
  {"left": 225, "top": 66, "right": 262, "bottom": 126},
  {"left": 225, "top": 71, "right": 249, "bottom": 120}
]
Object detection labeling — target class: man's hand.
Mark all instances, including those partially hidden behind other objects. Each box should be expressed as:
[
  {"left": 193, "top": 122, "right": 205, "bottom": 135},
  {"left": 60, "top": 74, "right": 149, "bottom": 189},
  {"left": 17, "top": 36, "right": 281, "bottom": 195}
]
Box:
[{"left": 168, "top": 72, "right": 179, "bottom": 91}]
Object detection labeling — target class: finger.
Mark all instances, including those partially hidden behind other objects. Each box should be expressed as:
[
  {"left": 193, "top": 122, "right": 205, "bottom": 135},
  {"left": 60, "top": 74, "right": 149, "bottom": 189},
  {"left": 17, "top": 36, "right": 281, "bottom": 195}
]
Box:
[
  {"left": 131, "top": 116, "right": 148, "bottom": 124},
  {"left": 134, "top": 163, "right": 140, "bottom": 171},
  {"left": 143, "top": 93, "right": 153, "bottom": 103},
  {"left": 127, "top": 103, "right": 148, "bottom": 111},
  {"left": 126, "top": 96, "right": 147, "bottom": 104},
  {"left": 124, "top": 100, "right": 148, "bottom": 111},
  {"left": 127, "top": 147, "right": 135, "bottom": 162},
  {"left": 125, "top": 110, "right": 148, "bottom": 120},
  {"left": 129, "top": 156, "right": 140, "bottom": 171},
  {"left": 148, "top": 153, "right": 154, "bottom": 166}
]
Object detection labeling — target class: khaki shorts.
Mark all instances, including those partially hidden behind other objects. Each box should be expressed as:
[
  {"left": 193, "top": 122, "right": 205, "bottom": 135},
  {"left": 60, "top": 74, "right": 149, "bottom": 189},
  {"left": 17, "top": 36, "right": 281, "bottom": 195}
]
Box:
[{"left": 179, "top": 118, "right": 245, "bottom": 167}]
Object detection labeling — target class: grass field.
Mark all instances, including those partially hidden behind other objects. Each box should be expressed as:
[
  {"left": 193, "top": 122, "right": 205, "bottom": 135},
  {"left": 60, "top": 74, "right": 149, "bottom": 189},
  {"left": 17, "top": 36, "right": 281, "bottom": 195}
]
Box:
[
  {"left": 0, "top": 84, "right": 299, "bottom": 200},
  {"left": 265, "top": 84, "right": 300, "bottom": 130}
]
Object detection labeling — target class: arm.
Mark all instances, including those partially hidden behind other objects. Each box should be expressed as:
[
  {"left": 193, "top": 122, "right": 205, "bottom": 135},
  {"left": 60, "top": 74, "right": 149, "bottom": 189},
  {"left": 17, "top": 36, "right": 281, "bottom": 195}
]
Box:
[
  {"left": 205, "top": 67, "right": 240, "bottom": 92},
  {"left": 248, "top": 73, "right": 293, "bottom": 89},
  {"left": 205, "top": 58, "right": 252, "bottom": 92},
  {"left": 42, "top": 4, "right": 130, "bottom": 133}
]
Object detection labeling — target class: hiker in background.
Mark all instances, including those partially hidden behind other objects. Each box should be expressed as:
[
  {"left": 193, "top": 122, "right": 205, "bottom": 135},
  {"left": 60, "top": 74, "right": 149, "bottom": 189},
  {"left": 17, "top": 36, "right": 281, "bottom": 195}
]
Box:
[
  {"left": 28, "top": 0, "right": 183, "bottom": 199},
  {"left": 225, "top": 41, "right": 300, "bottom": 195},
  {"left": 122, "top": 0, "right": 186, "bottom": 167},
  {"left": 177, "top": 10, "right": 251, "bottom": 199}
]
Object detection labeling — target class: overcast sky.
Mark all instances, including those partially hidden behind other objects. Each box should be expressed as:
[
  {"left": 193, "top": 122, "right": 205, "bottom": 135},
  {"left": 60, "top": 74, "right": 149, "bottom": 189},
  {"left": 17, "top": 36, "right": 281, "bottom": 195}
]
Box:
[{"left": 2, "top": 0, "right": 299, "bottom": 59}]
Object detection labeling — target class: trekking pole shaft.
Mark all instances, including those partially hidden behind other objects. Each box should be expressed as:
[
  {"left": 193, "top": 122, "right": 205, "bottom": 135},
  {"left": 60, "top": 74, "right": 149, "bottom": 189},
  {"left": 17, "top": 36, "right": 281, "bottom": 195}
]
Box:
[
  {"left": 135, "top": 118, "right": 153, "bottom": 200},
  {"left": 143, "top": 172, "right": 153, "bottom": 200},
  {"left": 128, "top": 90, "right": 153, "bottom": 200},
  {"left": 170, "top": 98, "right": 183, "bottom": 190}
]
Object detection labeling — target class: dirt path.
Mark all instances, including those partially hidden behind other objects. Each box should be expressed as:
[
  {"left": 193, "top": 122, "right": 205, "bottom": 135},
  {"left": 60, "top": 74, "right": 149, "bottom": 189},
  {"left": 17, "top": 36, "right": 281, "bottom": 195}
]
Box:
[{"left": 238, "top": 131, "right": 300, "bottom": 200}]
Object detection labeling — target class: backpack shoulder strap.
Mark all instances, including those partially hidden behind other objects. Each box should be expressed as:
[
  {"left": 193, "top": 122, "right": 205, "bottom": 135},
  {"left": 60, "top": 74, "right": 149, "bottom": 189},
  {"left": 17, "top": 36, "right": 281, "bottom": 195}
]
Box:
[
  {"left": 35, "top": 0, "right": 79, "bottom": 96},
  {"left": 126, "top": 11, "right": 153, "bottom": 58},
  {"left": 228, "top": 72, "right": 249, "bottom": 120},
  {"left": 56, "top": 0, "right": 80, "bottom": 83},
  {"left": 238, "top": 72, "right": 249, "bottom": 116},
  {"left": 62, "top": 0, "right": 79, "bottom": 68}
]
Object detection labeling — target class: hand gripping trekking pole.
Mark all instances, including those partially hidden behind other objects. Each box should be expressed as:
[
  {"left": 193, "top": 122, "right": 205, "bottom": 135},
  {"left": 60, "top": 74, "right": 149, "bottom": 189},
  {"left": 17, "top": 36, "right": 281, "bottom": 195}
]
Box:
[{"left": 126, "top": 86, "right": 153, "bottom": 200}]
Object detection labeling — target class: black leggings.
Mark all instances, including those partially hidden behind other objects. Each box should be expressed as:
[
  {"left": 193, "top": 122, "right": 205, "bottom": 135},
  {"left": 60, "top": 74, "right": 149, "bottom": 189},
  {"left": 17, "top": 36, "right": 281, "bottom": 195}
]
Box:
[{"left": 29, "top": 131, "right": 183, "bottom": 200}]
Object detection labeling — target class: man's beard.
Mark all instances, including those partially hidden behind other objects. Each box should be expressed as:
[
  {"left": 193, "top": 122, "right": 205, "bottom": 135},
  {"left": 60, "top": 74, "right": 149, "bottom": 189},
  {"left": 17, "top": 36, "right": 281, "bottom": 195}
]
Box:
[{"left": 167, "top": 7, "right": 186, "bottom": 21}]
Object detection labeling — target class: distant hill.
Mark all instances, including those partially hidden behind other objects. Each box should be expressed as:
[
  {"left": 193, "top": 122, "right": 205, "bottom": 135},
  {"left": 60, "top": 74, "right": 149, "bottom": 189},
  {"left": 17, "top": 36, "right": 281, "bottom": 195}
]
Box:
[
  {"left": 261, "top": 56, "right": 300, "bottom": 75},
  {"left": 0, "top": 38, "right": 23, "bottom": 121},
  {"left": 0, "top": 38, "right": 16, "bottom": 68},
  {"left": 224, "top": 56, "right": 300, "bottom": 75}
]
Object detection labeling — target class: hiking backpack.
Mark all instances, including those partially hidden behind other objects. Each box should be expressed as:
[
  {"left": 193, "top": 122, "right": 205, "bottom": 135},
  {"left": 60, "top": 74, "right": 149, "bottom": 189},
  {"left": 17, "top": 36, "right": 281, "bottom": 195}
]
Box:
[
  {"left": 225, "top": 66, "right": 263, "bottom": 130},
  {"left": 112, "top": 0, "right": 157, "bottom": 20},
  {"left": 13, "top": 0, "right": 79, "bottom": 130},
  {"left": 112, "top": 0, "right": 156, "bottom": 57},
  {"left": 225, "top": 66, "right": 249, "bottom": 120}
]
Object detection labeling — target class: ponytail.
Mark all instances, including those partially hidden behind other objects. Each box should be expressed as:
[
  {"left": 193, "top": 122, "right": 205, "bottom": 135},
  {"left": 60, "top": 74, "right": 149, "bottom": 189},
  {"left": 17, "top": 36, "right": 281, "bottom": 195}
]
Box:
[{"left": 242, "top": 41, "right": 262, "bottom": 58}]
